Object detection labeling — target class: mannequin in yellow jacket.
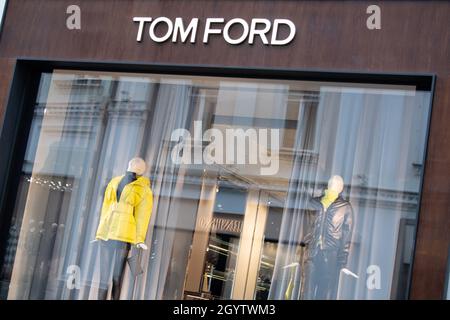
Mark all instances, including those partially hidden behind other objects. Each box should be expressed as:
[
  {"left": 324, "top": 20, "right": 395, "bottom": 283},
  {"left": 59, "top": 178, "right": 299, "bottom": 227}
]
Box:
[
  {"left": 93, "top": 157, "right": 153, "bottom": 299},
  {"left": 95, "top": 175, "right": 153, "bottom": 246}
]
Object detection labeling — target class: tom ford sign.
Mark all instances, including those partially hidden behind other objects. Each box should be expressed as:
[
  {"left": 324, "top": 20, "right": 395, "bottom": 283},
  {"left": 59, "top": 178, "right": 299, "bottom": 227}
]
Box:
[{"left": 133, "top": 17, "right": 296, "bottom": 45}]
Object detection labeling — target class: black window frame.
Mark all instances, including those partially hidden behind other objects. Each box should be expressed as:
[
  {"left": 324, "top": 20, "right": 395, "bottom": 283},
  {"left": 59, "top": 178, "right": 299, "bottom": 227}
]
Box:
[{"left": 0, "top": 58, "right": 436, "bottom": 299}]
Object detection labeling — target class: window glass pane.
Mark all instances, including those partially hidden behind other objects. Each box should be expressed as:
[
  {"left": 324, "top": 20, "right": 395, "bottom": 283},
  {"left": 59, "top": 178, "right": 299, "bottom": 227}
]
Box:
[
  {"left": 0, "top": 70, "right": 432, "bottom": 300},
  {"left": 0, "top": 0, "right": 5, "bottom": 27}
]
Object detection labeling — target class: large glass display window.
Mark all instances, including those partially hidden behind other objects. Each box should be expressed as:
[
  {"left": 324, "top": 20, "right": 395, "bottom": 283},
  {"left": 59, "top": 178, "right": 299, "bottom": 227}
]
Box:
[{"left": 0, "top": 68, "right": 433, "bottom": 300}]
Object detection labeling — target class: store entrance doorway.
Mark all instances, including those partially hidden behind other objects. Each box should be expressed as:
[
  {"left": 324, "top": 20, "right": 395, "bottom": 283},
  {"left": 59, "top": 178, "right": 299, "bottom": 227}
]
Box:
[{"left": 183, "top": 171, "right": 271, "bottom": 300}]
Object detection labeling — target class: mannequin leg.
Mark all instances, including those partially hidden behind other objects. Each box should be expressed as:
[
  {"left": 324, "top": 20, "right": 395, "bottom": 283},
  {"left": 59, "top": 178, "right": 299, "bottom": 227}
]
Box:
[
  {"left": 98, "top": 240, "right": 114, "bottom": 300},
  {"left": 326, "top": 250, "right": 340, "bottom": 300},
  {"left": 111, "top": 242, "right": 131, "bottom": 300},
  {"left": 313, "top": 251, "right": 329, "bottom": 299},
  {"left": 316, "top": 250, "right": 339, "bottom": 299}
]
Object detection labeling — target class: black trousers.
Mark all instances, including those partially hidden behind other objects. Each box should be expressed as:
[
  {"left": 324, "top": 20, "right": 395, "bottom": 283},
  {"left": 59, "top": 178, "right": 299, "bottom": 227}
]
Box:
[
  {"left": 303, "top": 249, "right": 340, "bottom": 300},
  {"left": 98, "top": 240, "right": 131, "bottom": 300}
]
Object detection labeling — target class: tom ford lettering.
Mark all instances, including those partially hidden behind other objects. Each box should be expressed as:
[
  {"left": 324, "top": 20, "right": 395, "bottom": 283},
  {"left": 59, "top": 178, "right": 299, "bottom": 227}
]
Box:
[{"left": 133, "top": 17, "right": 296, "bottom": 45}]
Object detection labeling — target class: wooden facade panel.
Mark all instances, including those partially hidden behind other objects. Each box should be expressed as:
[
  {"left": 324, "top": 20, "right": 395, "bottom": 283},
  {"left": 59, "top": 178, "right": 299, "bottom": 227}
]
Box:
[
  {"left": 410, "top": 78, "right": 450, "bottom": 299},
  {"left": 0, "top": 58, "right": 14, "bottom": 127},
  {"left": 0, "top": 1, "right": 448, "bottom": 73}
]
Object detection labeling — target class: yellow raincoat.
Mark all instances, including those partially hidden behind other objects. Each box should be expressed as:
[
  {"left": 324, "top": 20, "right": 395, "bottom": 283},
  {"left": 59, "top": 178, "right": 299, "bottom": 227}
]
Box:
[{"left": 95, "top": 175, "right": 153, "bottom": 244}]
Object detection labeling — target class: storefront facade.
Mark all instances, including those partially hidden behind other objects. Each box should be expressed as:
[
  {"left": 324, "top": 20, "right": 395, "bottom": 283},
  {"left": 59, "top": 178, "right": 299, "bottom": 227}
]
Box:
[{"left": 0, "top": 0, "right": 448, "bottom": 300}]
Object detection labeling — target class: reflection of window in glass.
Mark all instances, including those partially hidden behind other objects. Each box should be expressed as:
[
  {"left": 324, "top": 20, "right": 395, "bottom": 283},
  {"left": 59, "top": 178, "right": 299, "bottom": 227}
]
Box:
[
  {"left": 268, "top": 85, "right": 432, "bottom": 300},
  {"left": 254, "top": 201, "right": 283, "bottom": 300},
  {"left": 285, "top": 90, "right": 319, "bottom": 152}
]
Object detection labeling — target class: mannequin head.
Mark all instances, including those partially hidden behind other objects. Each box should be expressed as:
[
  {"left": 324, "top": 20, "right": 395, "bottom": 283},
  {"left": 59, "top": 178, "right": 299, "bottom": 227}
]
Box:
[
  {"left": 127, "top": 157, "right": 146, "bottom": 176},
  {"left": 327, "top": 175, "right": 344, "bottom": 194}
]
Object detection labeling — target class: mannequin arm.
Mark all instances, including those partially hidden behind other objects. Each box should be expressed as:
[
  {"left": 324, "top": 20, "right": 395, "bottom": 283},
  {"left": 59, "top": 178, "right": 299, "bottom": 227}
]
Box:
[
  {"left": 95, "top": 182, "right": 113, "bottom": 240},
  {"left": 136, "top": 243, "right": 148, "bottom": 250},
  {"left": 134, "top": 188, "right": 153, "bottom": 245},
  {"left": 338, "top": 206, "right": 354, "bottom": 266}
]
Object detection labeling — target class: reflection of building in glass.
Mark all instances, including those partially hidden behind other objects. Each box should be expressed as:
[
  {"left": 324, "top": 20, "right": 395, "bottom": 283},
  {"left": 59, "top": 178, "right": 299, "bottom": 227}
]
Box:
[{"left": 0, "top": 72, "right": 431, "bottom": 300}]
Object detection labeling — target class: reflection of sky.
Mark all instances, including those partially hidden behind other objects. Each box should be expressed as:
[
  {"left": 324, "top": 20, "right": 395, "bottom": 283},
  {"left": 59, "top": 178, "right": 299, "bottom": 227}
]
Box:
[{"left": 0, "top": 0, "right": 5, "bottom": 25}]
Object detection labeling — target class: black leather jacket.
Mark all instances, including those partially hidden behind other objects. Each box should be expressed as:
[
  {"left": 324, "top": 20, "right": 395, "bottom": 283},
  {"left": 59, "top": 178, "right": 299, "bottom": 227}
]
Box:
[{"left": 302, "top": 195, "right": 354, "bottom": 266}]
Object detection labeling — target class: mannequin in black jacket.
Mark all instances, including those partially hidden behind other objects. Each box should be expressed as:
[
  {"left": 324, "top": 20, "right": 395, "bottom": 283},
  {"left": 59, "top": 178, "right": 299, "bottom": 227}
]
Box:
[{"left": 301, "top": 175, "right": 354, "bottom": 300}]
